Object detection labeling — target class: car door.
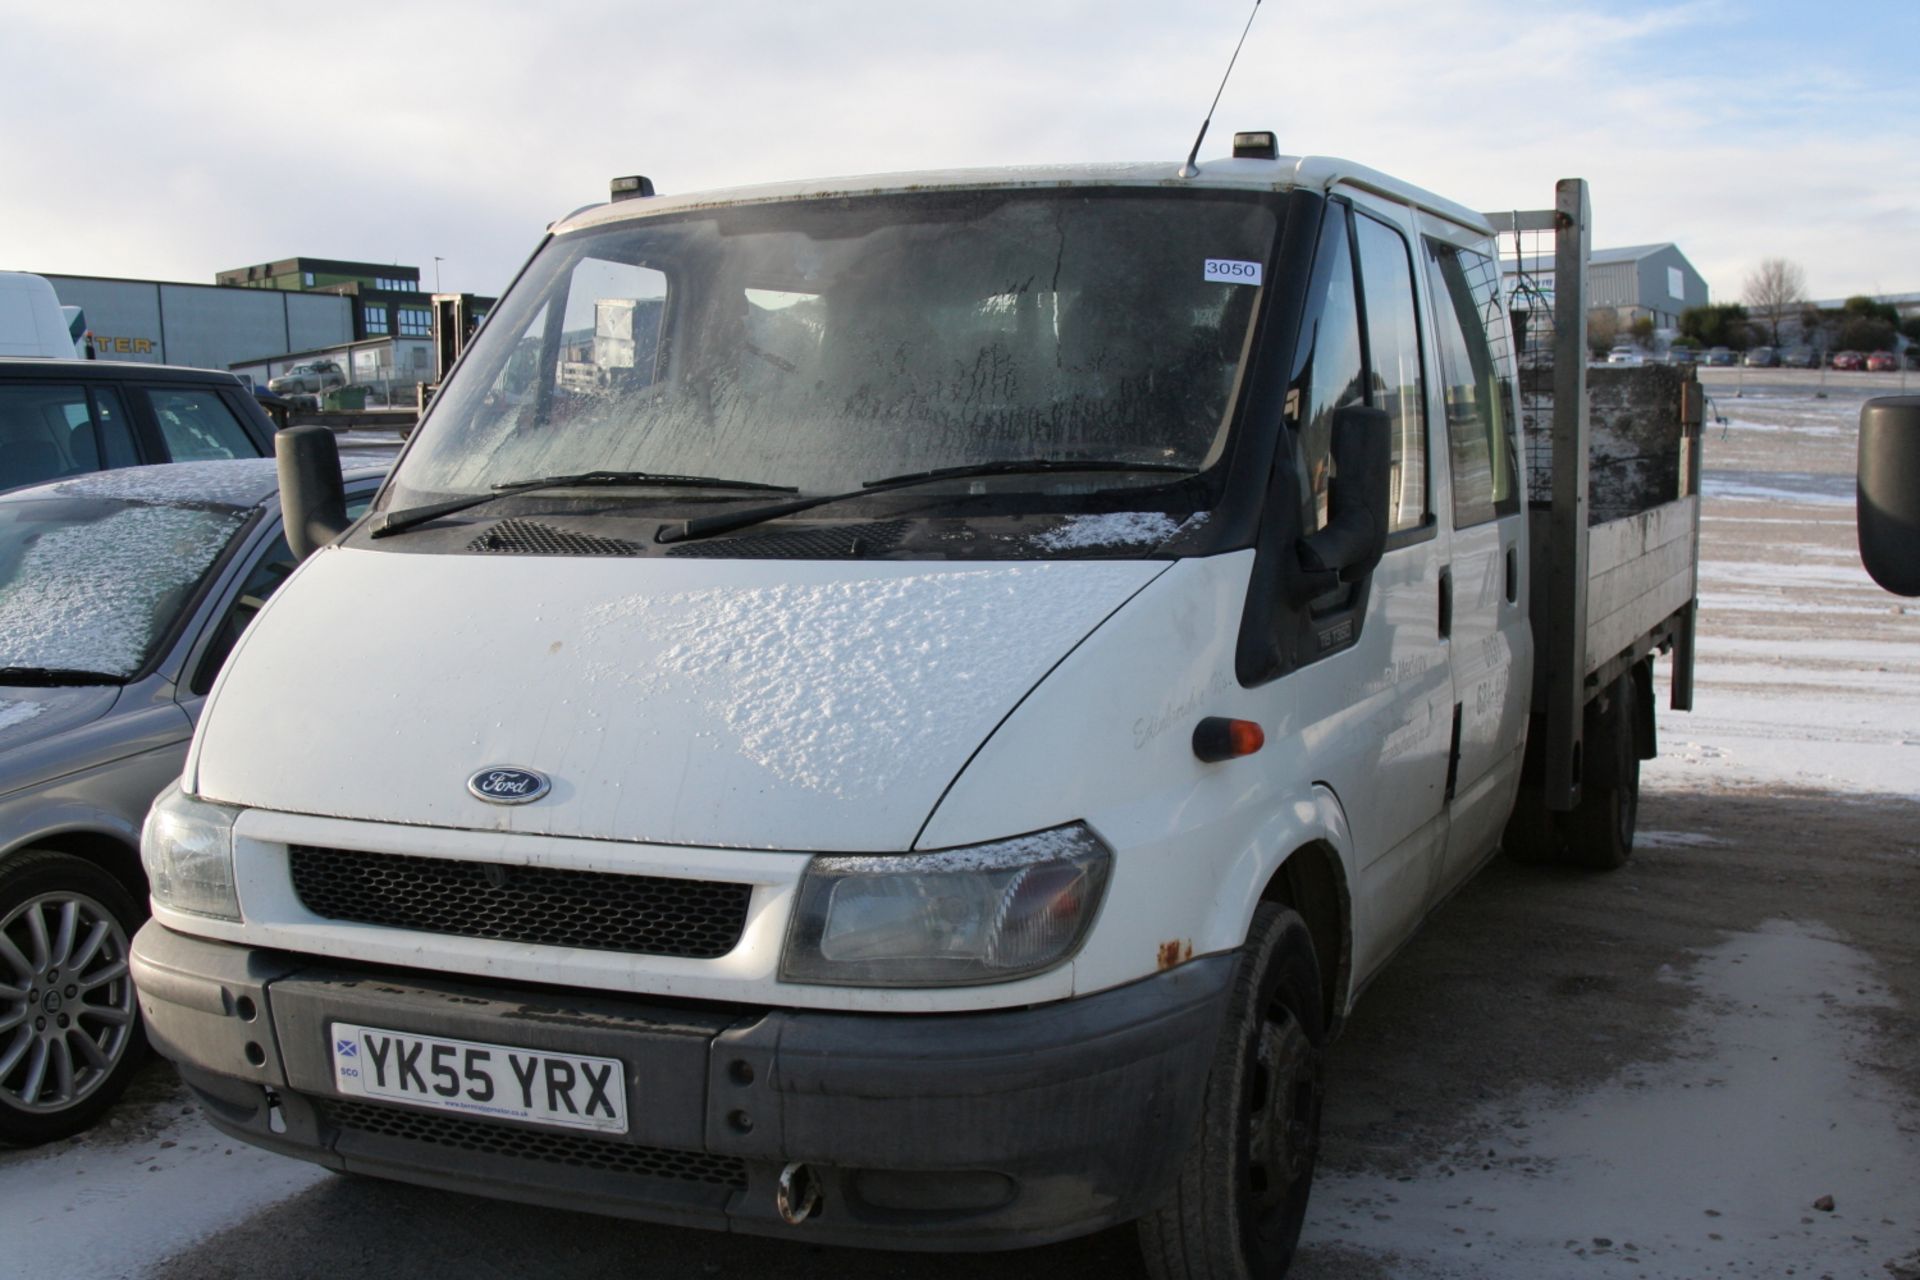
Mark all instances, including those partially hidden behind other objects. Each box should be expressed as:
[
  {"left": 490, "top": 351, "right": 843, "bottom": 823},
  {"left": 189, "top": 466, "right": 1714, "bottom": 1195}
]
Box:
[
  {"left": 1418, "top": 218, "right": 1531, "bottom": 895},
  {"left": 1281, "top": 194, "right": 1454, "bottom": 984}
]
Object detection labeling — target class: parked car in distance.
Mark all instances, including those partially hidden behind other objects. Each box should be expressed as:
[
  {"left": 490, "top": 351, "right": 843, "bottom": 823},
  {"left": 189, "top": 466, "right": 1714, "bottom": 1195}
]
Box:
[
  {"left": 0, "top": 359, "right": 278, "bottom": 494},
  {"left": 1606, "top": 345, "right": 1643, "bottom": 365},
  {"left": 1831, "top": 351, "right": 1865, "bottom": 371},
  {"left": 1744, "top": 346, "right": 1778, "bottom": 367},
  {"left": 1703, "top": 347, "right": 1737, "bottom": 367},
  {"left": 1779, "top": 346, "right": 1817, "bottom": 369},
  {"left": 0, "top": 457, "right": 386, "bottom": 1144},
  {"left": 1865, "top": 351, "right": 1898, "bottom": 373},
  {"left": 267, "top": 359, "right": 347, "bottom": 397}
]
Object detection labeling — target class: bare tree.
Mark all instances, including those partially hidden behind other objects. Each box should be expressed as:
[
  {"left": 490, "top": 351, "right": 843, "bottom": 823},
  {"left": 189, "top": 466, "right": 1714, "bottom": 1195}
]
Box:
[
  {"left": 1744, "top": 258, "right": 1807, "bottom": 346},
  {"left": 1587, "top": 308, "right": 1620, "bottom": 357}
]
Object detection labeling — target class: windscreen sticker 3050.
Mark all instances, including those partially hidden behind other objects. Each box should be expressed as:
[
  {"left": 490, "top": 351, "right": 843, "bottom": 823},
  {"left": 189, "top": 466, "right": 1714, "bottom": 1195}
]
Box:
[{"left": 1204, "top": 259, "right": 1263, "bottom": 285}]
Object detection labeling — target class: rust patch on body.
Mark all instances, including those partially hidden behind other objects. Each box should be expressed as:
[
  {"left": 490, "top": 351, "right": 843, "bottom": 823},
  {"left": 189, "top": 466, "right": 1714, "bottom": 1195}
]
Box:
[{"left": 1157, "top": 939, "right": 1194, "bottom": 971}]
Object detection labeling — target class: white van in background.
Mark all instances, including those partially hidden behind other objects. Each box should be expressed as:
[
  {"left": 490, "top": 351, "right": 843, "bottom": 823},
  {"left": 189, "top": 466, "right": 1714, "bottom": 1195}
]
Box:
[{"left": 0, "top": 272, "right": 82, "bottom": 359}]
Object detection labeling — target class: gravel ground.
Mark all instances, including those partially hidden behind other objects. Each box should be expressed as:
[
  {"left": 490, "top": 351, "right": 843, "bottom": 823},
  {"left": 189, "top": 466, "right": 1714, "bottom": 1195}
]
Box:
[{"left": 5, "top": 369, "right": 1916, "bottom": 1279}]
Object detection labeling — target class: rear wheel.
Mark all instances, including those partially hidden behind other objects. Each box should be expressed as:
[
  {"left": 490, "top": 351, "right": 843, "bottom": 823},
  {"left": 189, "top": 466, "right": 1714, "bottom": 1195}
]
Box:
[
  {"left": 1138, "top": 904, "right": 1326, "bottom": 1280},
  {"left": 0, "top": 851, "right": 146, "bottom": 1146},
  {"left": 1559, "top": 674, "right": 1640, "bottom": 871}
]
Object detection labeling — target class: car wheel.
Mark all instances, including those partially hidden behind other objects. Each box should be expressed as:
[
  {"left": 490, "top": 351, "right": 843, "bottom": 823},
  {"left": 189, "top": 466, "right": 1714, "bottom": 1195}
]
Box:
[
  {"left": 1558, "top": 675, "right": 1639, "bottom": 871},
  {"left": 0, "top": 850, "right": 147, "bottom": 1146},
  {"left": 1138, "top": 903, "right": 1326, "bottom": 1280}
]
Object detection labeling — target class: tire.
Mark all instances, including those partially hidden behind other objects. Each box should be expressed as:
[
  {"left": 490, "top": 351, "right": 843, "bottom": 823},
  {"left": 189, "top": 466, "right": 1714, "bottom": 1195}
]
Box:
[
  {"left": 1559, "top": 676, "right": 1639, "bottom": 871},
  {"left": 1138, "top": 904, "right": 1326, "bottom": 1280},
  {"left": 0, "top": 850, "right": 147, "bottom": 1146}
]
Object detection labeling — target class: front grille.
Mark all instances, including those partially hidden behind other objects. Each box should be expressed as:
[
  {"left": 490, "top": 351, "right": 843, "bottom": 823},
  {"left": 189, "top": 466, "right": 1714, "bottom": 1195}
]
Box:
[
  {"left": 289, "top": 846, "right": 750, "bottom": 959},
  {"left": 667, "top": 520, "right": 908, "bottom": 559},
  {"left": 468, "top": 519, "right": 644, "bottom": 556},
  {"left": 319, "top": 1098, "right": 746, "bottom": 1188}
]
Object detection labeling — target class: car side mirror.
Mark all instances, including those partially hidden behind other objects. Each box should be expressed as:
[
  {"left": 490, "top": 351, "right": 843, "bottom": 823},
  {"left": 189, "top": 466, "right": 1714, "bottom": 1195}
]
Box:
[
  {"left": 1859, "top": 396, "right": 1920, "bottom": 596},
  {"left": 277, "top": 425, "right": 349, "bottom": 562},
  {"left": 1297, "top": 404, "right": 1391, "bottom": 585}
]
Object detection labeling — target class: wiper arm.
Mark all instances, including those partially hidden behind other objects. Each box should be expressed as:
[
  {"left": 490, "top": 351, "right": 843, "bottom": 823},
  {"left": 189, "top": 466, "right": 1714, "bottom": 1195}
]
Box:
[
  {"left": 370, "top": 470, "right": 798, "bottom": 540},
  {"left": 657, "top": 458, "right": 1197, "bottom": 546},
  {"left": 0, "top": 666, "right": 128, "bottom": 687}
]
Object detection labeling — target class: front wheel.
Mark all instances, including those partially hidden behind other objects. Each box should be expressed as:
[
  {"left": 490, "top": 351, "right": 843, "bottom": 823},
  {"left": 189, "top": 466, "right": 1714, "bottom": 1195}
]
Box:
[
  {"left": 1138, "top": 904, "right": 1326, "bottom": 1280},
  {"left": 0, "top": 851, "right": 147, "bottom": 1146}
]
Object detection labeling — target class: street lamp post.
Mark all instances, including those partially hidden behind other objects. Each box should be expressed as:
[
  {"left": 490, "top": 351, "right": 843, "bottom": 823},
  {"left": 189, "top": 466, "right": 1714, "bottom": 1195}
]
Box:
[{"left": 434, "top": 257, "right": 445, "bottom": 294}]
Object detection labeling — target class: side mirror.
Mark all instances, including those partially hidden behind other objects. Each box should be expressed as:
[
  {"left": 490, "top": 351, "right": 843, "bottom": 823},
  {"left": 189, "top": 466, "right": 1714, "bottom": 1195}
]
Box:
[
  {"left": 1858, "top": 397, "right": 1920, "bottom": 596},
  {"left": 1298, "top": 404, "right": 1391, "bottom": 585},
  {"left": 277, "top": 425, "right": 349, "bottom": 562}
]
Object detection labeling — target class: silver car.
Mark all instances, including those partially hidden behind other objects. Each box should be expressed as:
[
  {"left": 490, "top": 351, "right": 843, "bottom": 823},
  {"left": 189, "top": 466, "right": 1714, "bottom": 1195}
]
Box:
[{"left": 0, "top": 457, "right": 383, "bottom": 1143}]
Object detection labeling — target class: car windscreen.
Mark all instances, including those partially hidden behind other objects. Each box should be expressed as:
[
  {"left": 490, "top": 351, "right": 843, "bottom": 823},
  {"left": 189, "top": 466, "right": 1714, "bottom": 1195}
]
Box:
[
  {"left": 0, "top": 494, "right": 250, "bottom": 679},
  {"left": 386, "top": 187, "right": 1279, "bottom": 509}
]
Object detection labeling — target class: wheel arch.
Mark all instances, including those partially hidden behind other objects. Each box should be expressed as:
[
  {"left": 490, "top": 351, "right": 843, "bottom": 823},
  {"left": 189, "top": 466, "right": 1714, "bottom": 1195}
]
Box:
[
  {"left": 1257, "top": 839, "right": 1353, "bottom": 1035},
  {"left": 2, "top": 826, "right": 146, "bottom": 911}
]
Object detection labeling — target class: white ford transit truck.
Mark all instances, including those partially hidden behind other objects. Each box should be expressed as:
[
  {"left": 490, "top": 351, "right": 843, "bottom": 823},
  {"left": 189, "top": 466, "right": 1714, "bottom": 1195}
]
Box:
[{"left": 130, "top": 153, "right": 1701, "bottom": 1276}]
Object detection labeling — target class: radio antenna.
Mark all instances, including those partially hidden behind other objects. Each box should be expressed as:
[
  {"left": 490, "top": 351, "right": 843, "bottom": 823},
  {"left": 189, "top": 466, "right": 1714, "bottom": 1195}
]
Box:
[{"left": 1179, "top": 0, "right": 1263, "bottom": 179}]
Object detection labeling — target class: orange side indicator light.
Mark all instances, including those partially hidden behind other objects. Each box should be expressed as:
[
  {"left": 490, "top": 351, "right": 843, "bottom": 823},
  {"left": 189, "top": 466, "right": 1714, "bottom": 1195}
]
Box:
[{"left": 1192, "top": 716, "right": 1265, "bottom": 763}]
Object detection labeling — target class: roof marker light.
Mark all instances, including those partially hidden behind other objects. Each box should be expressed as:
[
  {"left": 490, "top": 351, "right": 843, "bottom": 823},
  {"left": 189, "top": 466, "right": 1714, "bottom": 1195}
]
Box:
[
  {"left": 1193, "top": 716, "right": 1265, "bottom": 762},
  {"left": 610, "top": 175, "right": 656, "bottom": 201},
  {"left": 1232, "top": 131, "right": 1278, "bottom": 160}
]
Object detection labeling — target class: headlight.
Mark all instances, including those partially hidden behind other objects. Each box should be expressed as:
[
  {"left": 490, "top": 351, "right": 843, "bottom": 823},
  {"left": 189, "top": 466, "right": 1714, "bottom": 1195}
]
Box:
[
  {"left": 141, "top": 782, "right": 242, "bottom": 922},
  {"left": 781, "top": 824, "right": 1111, "bottom": 987}
]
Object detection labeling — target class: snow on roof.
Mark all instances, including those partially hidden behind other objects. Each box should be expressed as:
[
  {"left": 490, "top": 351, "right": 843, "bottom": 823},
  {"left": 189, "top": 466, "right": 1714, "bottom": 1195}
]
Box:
[
  {"left": 45, "top": 459, "right": 282, "bottom": 509},
  {"left": 24, "top": 457, "right": 387, "bottom": 510}
]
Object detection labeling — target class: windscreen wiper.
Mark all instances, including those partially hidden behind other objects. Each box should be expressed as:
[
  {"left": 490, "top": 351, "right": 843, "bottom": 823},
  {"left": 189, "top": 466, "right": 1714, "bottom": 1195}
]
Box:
[
  {"left": 0, "top": 666, "right": 128, "bottom": 687},
  {"left": 370, "top": 470, "right": 798, "bottom": 540},
  {"left": 656, "top": 458, "right": 1196, "bottom": 545}
]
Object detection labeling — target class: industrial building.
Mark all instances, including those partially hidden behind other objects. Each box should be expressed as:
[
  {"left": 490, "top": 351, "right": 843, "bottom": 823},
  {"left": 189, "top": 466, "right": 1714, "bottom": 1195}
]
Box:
[
  {"left": 38, "top": 272, "right": 351, "bottom": 371},
  {"left": 1503, "top": 243, "right": 1710, "bottom": 331},
  {"left": 215, "top": 257, "right": 441, "bottom": 349},
  {"left": 28, "top": 258, "right": 491, "bottom": 403}
]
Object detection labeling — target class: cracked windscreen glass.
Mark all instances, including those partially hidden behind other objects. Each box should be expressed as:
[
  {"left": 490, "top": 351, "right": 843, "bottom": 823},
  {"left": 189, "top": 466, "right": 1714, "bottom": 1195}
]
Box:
[{"left": 387, "top": 189, "right": 1280, "bottom": 508}]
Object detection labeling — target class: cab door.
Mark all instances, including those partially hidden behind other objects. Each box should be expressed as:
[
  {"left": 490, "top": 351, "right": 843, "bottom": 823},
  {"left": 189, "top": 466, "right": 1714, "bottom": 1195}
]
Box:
[
  {"left": 1417, "top": 219, "right": 1532, "bottom": 894},
  {"left": 1312, "top": 193, "right": 1455, "bottom": 983}
]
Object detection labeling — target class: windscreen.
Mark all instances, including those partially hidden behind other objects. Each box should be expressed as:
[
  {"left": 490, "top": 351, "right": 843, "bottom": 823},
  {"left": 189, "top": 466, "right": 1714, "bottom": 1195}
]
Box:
[
  {"left": 0, "top": 495, "right": 248, "bottom": 678},
  {"left": 390, "top": 188, "right": 1279, "bottom": 504}
]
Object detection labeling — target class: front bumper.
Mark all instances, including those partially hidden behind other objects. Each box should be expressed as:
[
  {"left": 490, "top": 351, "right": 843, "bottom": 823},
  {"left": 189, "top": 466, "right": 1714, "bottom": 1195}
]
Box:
[{"left": 132, "top": 922, "right": 1233, "bottom": 1251}]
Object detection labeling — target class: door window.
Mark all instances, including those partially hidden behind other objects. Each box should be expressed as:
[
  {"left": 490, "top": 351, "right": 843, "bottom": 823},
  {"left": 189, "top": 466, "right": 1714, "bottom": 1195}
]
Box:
[
  {"left": 90, "top": 387, "right": 140, "bottom": 468},
  {"left": 1352, "top": 213, "right": 1428, "bottom": 533},
  {"left": 0, "top": 384, "right": 130, "bottom": 489},
  {"left": 1289, "top": 209, "right": 1365, "bottom": 531},
  {"left": 1424, "top": 239, "right": 1518, "bottom": 527},
  {"left": 146, "top": 387, "right": 257, "bottom": 461}
]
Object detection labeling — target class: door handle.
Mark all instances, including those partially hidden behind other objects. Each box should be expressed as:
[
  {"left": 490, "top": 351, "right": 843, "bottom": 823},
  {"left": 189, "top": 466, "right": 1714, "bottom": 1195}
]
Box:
[
  {"left": 1505, "top": 544, "right": 1519, "bottom": 604},
  {"left": 1438, "top": 566, "right": 1453, "bottom": 639}
]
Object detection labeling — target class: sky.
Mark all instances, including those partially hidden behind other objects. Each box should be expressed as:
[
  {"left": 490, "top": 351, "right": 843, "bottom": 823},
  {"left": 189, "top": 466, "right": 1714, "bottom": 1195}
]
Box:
[{"left": 2, "top": 0, "right": 1914, "bottom": 305}]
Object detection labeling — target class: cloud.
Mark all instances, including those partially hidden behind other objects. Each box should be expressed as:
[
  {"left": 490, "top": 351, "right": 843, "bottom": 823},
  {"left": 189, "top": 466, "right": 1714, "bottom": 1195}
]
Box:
[{"left": 2, "top": 0, "right": 1911, "bottom": 303}]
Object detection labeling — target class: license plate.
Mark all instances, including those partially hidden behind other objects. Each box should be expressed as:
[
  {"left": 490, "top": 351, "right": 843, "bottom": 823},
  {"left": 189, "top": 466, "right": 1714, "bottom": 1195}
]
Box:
[{"left": 330, "top": 1022, "right": 628, "bottom": 1135}]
